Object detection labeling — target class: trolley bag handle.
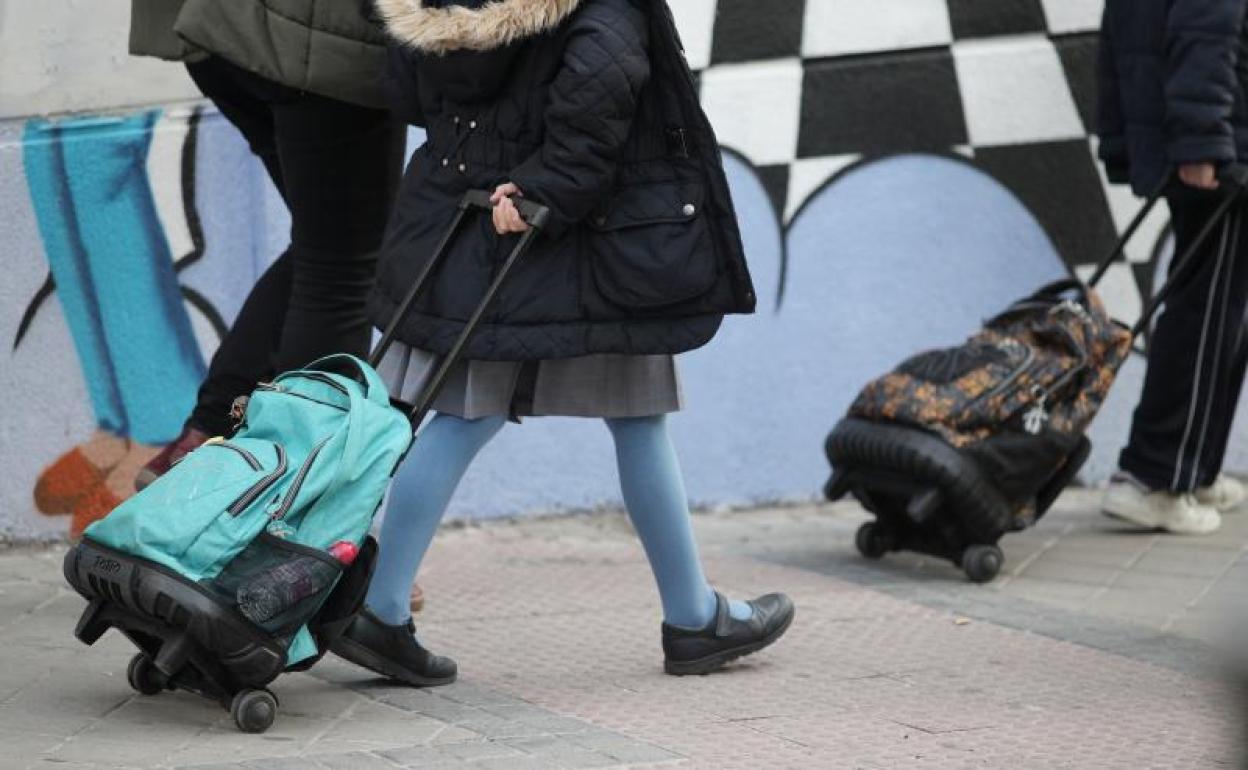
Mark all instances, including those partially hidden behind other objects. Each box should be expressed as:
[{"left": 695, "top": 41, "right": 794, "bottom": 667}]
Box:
[
  {"left": 1131, "top": 167, "right": 1248, "bottom": 337},
  {"left": 364, "top": 190, "right": 552, "bottom": 428},
  {"left": 1085, "top": 169, "right": 1173, "bottom": 288}
]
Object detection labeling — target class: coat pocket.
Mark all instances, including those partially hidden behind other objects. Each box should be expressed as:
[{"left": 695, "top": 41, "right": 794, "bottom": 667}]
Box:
[{"left": 588, "top": 181, "right": 717, "bottom": 309}]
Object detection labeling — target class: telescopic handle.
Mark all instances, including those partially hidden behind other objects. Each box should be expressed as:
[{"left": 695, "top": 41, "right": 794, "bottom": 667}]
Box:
[
  {"left": 367, "top": 190, "right": 551, "bottom": 371},
  {"left": 461, "top": 189, "right": 552, "bottom": 230}
]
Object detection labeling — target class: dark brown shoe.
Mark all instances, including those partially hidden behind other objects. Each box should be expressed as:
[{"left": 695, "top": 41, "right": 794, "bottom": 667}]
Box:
[{"left": 135, "top": 426, "right": 211, "bottom": 491}]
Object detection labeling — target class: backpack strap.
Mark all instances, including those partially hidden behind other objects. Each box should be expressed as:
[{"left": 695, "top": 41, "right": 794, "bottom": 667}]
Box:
[{"left": 304, "top": 354, "right": 392, "bottom": 408}]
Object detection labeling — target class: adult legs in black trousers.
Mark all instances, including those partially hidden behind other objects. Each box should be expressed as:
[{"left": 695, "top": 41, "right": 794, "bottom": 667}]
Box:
[
  {"left": 138, "top": 56, "right": 405, "bottom": 484},
  {"left": 1110, "top": 189, "right": 1248, "bottom": 531}
]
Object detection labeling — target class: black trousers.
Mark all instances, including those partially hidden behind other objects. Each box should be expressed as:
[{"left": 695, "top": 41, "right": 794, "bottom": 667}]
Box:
[
  {"left": 184, "top": 57, "right": 406, "bottom": 436},
  {"left": 1120, "top": 190, "right": 1248, "bottom": 491}
]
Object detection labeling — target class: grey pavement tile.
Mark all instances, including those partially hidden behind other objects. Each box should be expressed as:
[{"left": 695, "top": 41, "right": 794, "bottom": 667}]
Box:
[
  {"left": 1133, "top": 548, "right": 1241, "bottom": 578},
  {"left": 504, "top": 714, "right": 595, "bottom": 735},
  {"left": 1112, "top": 570, "right": 1214, "bottom": 597},
  {"left": 166, "top": 725, "right": 313, "bottom": 767},
  {"left": 499, "top": 735, "right": 566, "bottom": 754},
  {"left": 0, "top": 727, "right": 65, "bottom": 762},
  {"left": 427, "top": 726, "right": 486, "bottom": 745},
  {"left": 470, "top": 756, "right": 554, "bottom": 770},
  {"left": 0, "top": 690, "right": 132, "bottom": 737},
  {"left": 563, "top": 729, "right": 671, "bottom": 755},
  {"left": 370, "top": 692, "right": 480, "bottom": 724},
  {"left": 0, "top": 551, "right": 63, "bottom": 583},
  {"left": 435, "top": 682, "right": 521, "bottom": 708},
  {"left": 24, "top": 758, "right": 127, "bottom": 763},
  {"left": 434, "top": 740, "right": 522, "bottom": 762},
  {"left": 1013, "top": 558, "right": 1122, "bottom": 587},
  {"left": 593, "top": 742, "right": 683, "bottom": 765},
  {"left": 1081, "top": 589, "right": 1186, "bottom": 627},
  {"left": 997, "top": 577, "right": 1102, "bottom": 609},
  {"left": 240, "top": 757, "right": 325, "bottom": 770},
  {"left": 449, "top": 714, "right": 549, "bottom": 739},
  {"left": 0, "top": 581, "right": 61, "bottom": 617},
  {"left": 317, "top": 702, "right": 446, "bottom": 747},
  {"left": 536, "top": 748, "right": 619, "bottom": 768},
  {"left": 44, "top": 735, "right": 187, "bottom": 767},
  {"left": 478, "top": 703, "right": 556, "bottom": 722},
  {"left": 379, "top": 745, "right": 471, "bottom": 767},
  {"left": 306, "top": 750, "right": 405, "bottom": 769},
  {"left": 1032, "top": 544, "right": 1145, "bottom": 569}
]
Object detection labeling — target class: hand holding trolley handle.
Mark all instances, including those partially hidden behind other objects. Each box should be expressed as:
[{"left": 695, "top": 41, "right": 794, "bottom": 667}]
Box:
[
  {"left": 462, "top": 187, "right": 551, "bottom": 231},
  {"left": 368, "top": 190, "right": 552, "bottom": 428},
  {"left": 1087, "top": 163, "right": 1248, "bottom": 327}
]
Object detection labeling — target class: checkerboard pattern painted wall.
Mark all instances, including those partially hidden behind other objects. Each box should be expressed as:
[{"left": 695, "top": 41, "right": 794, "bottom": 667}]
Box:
[{"left": 682, "top": 0, "right": 1165, "bottom": 327}]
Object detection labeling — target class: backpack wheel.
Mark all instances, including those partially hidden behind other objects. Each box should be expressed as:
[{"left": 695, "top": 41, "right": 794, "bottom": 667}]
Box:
[
  {"left": 126, "top": 653, "right": 166, "bottom": 696},
  {"left": 961, "top": 544, "right": 1003, "bottom": 583},
  {"left": 855, "top": 522, "right": 892, "bottom": 559},
  {"left": 231, "top": 689, "right": 278, "bottom": 733}
]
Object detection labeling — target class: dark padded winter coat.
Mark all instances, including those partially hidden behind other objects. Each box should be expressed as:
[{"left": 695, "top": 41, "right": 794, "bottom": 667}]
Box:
[
  {"left": 1098, "top": 0, "right": 1248, "bottom": 194},
  {"left": 368, "top": 0, "right": 756, "bottom": 361},
  {"left": 129, "top": 0, "right": 391, "bottom": 109}
]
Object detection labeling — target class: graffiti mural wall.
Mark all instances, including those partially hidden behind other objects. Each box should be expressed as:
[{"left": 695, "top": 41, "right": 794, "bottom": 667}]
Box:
[{"left": 3, "top": 0, "right": 1247, "bottom": 541}]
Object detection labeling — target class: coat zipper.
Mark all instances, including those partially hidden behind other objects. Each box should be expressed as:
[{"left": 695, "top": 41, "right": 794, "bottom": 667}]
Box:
[
  {"left": 228, "top": 445, "right": 288, "bottom": 516},
  {"left": 270, "top": 438, "right": 331, "bottom": 522}
]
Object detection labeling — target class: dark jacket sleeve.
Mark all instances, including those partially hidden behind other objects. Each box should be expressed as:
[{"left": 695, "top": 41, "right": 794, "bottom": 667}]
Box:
[
  {"left": 1096, "top": 10, "right": 1129, "bottom": 182},
  {"left": 508, "top": 5, "right": 651, "bottom": 237},
  {"left": 1164, "top": 0, "right": 1248, "bottom": 165},
  {"left": 384, "top": 45, "right": 426, "bottom": 127}
]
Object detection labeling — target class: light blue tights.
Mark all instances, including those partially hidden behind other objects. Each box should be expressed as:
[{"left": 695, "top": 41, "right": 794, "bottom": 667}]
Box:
[{"left": 366, "top": 412, "right": 752, "bottom": 630}]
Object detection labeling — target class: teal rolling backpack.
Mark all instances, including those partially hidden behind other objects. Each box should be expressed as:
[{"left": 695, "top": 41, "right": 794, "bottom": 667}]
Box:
[{"left": 63, "top": 192, "right": 549, "bottom": 733}]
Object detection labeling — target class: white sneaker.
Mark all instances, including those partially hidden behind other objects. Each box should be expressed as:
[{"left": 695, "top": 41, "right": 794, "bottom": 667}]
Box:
[
  {"left": 1195, "top": 475, "right": 1246, "bottom": 513},
  {"left": 1102, "top": 474, "right": 1222, "bottom": 535}
]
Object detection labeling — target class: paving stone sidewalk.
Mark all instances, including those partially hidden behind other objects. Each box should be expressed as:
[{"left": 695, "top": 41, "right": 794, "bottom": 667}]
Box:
[{"left": 0, "top": 490, "right": 1243, "bottom": 768}]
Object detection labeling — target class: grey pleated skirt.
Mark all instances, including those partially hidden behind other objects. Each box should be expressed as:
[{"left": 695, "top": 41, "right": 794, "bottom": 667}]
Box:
[{"left": 377, "top": 342, "right": 683, "bottom": 420}]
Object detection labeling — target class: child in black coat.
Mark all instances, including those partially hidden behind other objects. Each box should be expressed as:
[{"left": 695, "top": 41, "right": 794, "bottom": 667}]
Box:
[{"left": 329, "top": 0, "right": 792, "bottom": 685}]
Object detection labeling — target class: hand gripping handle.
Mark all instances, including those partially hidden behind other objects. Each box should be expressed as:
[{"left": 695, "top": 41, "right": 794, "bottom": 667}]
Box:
[{"left": 461, "top": 189, "right": 552, "bottom": 230}]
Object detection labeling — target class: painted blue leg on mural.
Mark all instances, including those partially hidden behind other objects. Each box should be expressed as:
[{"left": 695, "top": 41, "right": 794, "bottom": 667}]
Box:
[
  {"left": 23, "top": 120, "right": 129, "bottom": 436},
  {"left": 30, "top": 112, "right": 206, "bottom": 445}
]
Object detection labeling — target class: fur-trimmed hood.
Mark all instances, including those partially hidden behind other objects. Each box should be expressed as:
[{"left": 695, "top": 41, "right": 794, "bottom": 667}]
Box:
[{"left": 376, "top": 0, "right": 584, "bottom": 54}]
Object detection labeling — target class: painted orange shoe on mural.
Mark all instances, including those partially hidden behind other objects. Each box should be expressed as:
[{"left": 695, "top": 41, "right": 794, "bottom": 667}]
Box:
[
  {"left": 67, "top": 441, "right": 161, "bottom": 538},
  {"left": 33, "top": 431, "right": 128, "bottom": 514}
]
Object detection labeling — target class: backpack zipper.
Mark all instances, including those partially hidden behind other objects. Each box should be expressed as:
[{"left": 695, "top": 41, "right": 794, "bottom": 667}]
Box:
[
  {"left": 957, "top": 340, "right": 1036, "bottom": 419},
  {"left": 259, "top": 531, "right": 340, "bottom": 568},
  {"left": 228, "top": 445, "right": 288, "bottom": 516},
  {"left": 282, "top": 372, "right": 350, "bottom": 398},
  {"left": 254, "top": 381, "right": 346, "bottom": 411},
  {"left": 269, "top": 438, "right": 332, "bottom": 522},
  {"left": 215, "top": 442, "right": 262, "bottom": 471},
  {"left": 257, "top": 379, "right": 349, "bottom": 412}
]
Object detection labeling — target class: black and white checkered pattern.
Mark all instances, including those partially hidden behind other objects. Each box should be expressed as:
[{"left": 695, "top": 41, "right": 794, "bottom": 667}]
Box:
[{"left": 678, "top": 0, "right": 1164, "bottom": 324}]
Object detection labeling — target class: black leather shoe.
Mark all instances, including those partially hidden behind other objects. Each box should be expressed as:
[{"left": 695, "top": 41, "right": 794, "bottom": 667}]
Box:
[
  {"left": 662, "top": 592, "right": 795, "bottom": 675},
  {"left": 330, "top": 608, "right": 457, "bottom": 686}
]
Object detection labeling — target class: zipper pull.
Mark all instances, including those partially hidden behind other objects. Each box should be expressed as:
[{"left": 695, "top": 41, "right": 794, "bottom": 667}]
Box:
[{"left": 1024, "top": 391, "right": 1049, "bottom": 435}]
